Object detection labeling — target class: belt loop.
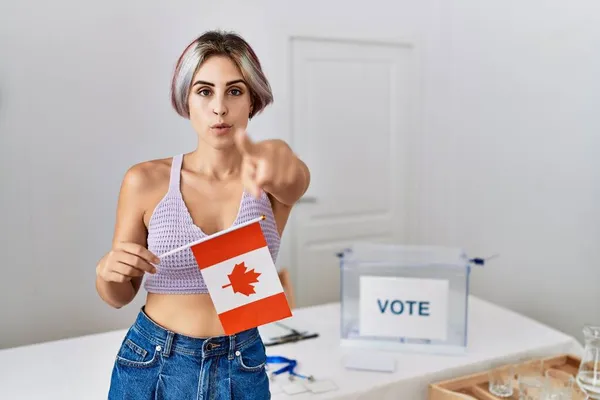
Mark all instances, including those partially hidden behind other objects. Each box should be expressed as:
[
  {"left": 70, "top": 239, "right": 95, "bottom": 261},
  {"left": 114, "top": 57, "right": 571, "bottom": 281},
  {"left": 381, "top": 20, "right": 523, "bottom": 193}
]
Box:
[
  {"left": 228, "top": 334, "right": 236, "bottom": 360},
  {"left": 163, "top": 331, "right": 174, "bottom": 357}
]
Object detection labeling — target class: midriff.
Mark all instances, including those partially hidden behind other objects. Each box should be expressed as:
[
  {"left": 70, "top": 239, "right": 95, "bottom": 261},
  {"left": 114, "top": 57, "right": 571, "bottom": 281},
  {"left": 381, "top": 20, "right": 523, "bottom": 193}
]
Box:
[{"left": 144, "top": 292, "right": 225, "bottom": 338}]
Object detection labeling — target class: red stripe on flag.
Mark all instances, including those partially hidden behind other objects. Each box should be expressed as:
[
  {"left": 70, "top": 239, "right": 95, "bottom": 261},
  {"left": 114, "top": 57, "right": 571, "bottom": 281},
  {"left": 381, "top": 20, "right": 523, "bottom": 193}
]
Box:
[
  {"left": 191, "top": 222, "right": 267, "bottom": 270},
  {"left": 219, "top": 292, "right": 292, "bottom": 335}
]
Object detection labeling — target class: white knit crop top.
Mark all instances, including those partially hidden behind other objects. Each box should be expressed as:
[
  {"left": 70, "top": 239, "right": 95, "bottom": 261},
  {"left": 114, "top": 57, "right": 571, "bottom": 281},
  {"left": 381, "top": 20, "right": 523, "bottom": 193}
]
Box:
[{"left": 143, "top": 154, "right": 281, "bottom": 294}]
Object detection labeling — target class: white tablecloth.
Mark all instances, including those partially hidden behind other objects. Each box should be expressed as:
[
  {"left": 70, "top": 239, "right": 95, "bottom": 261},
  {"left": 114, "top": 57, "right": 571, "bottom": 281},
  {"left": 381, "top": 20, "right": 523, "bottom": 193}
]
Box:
[{"left": 0, "top": 296, "right": 583, "bottom": 399}]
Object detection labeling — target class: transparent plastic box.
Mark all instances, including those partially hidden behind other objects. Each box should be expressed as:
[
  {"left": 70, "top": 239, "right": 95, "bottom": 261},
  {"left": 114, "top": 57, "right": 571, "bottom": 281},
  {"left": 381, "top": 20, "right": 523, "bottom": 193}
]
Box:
[{"left": 338, "top": 242, "right": 480, "bottom": 355}]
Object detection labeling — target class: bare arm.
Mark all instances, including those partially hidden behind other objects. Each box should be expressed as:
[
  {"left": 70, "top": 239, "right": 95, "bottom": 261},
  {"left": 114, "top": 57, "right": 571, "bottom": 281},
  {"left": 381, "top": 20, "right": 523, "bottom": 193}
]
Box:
[
  {"left": 261, "top": 140, "right": 311, "bottom": 206},
  {"left": 95, "top": 164, "right": 159, "bottom": 309},
  {"left": 278, "top": 268, "right": 296, "bottom": 309}
]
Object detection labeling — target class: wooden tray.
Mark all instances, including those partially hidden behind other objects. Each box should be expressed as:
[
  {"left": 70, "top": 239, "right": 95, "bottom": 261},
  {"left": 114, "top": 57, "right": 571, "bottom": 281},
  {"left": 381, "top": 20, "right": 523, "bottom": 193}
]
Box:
[{"left": 428, "top": 354, "right": 582, "bottom": 399}]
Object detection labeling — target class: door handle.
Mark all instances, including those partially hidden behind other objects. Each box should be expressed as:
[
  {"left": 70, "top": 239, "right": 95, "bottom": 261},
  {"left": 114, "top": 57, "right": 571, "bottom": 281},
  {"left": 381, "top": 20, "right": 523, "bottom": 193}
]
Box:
[{"left": 297, "top": 196, "right": 317, "bottom": 204}]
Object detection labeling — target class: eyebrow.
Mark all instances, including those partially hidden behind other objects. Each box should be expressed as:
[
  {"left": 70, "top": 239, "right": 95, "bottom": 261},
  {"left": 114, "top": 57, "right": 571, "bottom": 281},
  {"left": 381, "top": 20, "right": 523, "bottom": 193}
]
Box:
[{"left": 192, "top": 79, "right": 247, "bottom": 87}]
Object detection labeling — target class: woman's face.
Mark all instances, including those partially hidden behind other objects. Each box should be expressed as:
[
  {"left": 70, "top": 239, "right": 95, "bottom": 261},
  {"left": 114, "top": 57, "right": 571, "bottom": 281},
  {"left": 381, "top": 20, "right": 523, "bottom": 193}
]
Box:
[{"left": 187, "top": 55, "right": 253, "bottom": 150}]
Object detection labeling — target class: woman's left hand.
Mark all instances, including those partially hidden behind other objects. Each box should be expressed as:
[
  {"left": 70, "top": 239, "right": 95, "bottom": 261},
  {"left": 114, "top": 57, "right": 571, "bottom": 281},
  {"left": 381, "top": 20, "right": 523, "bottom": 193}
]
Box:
[{"left": 234, "top": 129, "right": 309, "bottom": 205}]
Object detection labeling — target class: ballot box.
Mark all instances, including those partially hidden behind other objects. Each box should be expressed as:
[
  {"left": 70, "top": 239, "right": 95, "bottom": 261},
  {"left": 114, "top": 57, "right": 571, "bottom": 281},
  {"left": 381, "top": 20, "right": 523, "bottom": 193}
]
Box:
[{"left": 338, "top": 242, "right": 482, "bottom": 355}]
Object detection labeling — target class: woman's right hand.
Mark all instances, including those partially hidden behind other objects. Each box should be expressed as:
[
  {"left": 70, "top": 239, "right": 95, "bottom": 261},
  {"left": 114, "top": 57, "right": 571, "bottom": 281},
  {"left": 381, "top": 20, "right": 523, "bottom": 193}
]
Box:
[{"left": 96, "top": 242, "right": 160, "bottom": 283}]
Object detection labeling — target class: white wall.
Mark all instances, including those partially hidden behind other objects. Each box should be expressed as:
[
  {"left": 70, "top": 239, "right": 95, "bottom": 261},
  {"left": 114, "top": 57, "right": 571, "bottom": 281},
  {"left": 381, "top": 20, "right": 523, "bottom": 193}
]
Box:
[
  {"left": 417, "top": 0, "right": 600, "bottom": 345},
  {"left": 1, "top": 0, "right": 598, "bottom": 349},
  {"left": 0, "top": 0, "right": 220, "bottom": 348}
]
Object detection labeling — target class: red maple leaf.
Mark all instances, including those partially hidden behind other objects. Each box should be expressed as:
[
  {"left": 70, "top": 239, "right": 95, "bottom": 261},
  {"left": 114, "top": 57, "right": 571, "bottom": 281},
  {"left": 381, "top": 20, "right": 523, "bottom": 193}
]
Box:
[{"left": 221, "top": 262, "right": 261, "bottom": 296}]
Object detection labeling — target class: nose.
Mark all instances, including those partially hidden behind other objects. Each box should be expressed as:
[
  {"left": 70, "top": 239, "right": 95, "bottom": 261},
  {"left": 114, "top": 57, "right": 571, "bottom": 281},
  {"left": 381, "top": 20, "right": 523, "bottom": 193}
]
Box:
[{"left": 212, "top": 95, "right": 228, "bottom": 116}]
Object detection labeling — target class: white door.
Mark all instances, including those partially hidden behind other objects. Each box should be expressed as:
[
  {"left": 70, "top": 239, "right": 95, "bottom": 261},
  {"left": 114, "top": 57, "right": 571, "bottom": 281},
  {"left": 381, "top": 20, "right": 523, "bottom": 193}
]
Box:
[{"left": 289, "top": 37, "right": 418, "bottom": 307}]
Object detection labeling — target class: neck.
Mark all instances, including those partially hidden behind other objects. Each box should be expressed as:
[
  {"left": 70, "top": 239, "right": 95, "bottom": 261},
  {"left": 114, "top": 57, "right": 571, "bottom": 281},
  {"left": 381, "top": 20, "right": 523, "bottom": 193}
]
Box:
[{"left": 186, "top": 143, "right": 243, "bottom": 180}]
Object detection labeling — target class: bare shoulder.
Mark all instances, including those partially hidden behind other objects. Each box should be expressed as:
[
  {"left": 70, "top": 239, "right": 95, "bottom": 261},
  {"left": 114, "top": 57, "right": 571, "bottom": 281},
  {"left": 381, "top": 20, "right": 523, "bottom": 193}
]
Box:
[
  {"left": 119, "top": 157, "right": 173, "bottom": 226},
  {"left": 122, "top": 158, "right": 171, "bottom": 191}
]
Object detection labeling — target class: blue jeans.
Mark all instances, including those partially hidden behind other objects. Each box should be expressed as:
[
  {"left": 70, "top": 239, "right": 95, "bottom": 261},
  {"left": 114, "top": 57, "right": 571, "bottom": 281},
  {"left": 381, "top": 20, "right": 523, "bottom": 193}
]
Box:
[{"left": 108, "top": 307, "right": 271, "bottom": 399}]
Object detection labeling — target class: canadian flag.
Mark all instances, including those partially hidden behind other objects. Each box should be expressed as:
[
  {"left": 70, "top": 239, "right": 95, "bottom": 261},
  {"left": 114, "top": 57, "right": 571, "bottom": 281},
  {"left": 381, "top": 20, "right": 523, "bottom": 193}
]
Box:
[{"left": 190, "top": 218, "right": 292, "bottom": 335}]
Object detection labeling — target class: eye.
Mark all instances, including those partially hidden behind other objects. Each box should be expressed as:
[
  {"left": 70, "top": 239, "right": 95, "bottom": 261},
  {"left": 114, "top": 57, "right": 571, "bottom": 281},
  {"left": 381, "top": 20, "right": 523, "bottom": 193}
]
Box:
[
  {"left": 197, "top": 88, "right": 211, "bottom": 96},
  {"left": 229, "top": 88, "right": 243, "bottom": 96}
]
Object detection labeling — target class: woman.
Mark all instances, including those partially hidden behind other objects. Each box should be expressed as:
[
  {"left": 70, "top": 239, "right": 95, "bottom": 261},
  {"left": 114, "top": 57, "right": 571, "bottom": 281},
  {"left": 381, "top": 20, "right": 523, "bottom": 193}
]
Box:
[{"left": 95, "top": 30, "right": 310, "bottom": 399}]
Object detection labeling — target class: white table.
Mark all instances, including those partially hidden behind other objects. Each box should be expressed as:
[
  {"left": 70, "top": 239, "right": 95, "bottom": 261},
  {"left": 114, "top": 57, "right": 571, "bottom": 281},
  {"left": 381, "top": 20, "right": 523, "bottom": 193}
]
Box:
[{"left": 0, "top": 296, "right": 583, "bottom": 399}]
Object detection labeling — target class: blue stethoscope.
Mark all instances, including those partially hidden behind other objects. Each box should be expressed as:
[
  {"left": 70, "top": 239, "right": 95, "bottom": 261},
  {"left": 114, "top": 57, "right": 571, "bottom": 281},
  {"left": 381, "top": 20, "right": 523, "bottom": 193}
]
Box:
[{"left": 266, "top": 356, "right": 314, "bottom": 381}]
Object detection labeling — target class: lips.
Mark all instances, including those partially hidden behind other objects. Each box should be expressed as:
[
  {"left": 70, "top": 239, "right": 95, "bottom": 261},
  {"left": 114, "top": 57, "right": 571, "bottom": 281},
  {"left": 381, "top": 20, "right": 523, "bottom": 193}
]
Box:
[
  {"left": 210, "top": 123, "right": 233, "bottom": 136},
  {"left": 211, "top": 123, "right": 232, "bottom": 129}
]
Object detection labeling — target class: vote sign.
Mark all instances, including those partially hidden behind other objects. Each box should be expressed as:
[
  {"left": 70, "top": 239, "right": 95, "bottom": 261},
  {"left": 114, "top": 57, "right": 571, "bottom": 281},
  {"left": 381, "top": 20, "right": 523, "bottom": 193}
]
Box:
[{"left": 359, "top": 276, "right": 449, "bottom": 341}]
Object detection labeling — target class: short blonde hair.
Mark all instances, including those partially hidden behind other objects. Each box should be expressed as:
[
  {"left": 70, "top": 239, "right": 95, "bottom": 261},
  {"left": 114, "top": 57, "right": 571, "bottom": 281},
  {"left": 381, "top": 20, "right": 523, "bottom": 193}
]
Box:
[{"left": 170, "top": 30, "right": 273, "bottom": 119}]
